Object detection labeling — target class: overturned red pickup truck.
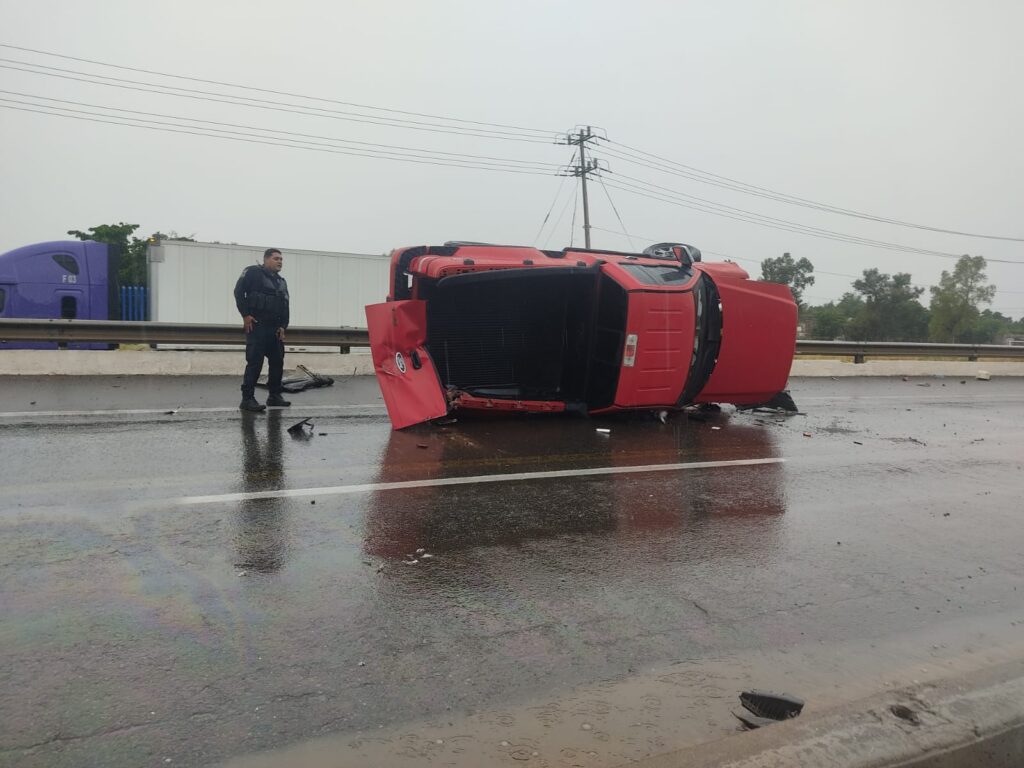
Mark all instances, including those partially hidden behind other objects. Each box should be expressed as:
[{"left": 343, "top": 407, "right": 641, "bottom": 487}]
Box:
[{"left": 366, "top": 242, "right": 797, "bottom": 429}]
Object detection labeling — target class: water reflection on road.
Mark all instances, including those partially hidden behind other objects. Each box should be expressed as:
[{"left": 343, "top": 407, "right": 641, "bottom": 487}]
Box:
[
  {"left": 363, "top": 415, "right": 786, "bottom": 561},
  {"left": 235, "top": 411, "right": 291, "bottom": 573}
]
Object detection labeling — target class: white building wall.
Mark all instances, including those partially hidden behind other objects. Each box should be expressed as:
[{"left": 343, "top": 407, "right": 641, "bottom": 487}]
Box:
[{"left": 149, "top": 241, "right": 390, "bottom": 327}]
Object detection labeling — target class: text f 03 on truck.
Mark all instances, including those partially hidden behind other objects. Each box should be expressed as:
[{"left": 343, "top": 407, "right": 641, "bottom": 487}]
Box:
[{"left": 365, "top": 242, "right": 798, "bottom": 430}]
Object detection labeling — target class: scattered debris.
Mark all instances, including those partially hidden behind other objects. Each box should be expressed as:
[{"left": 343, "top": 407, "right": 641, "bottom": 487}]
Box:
[
  {"left": 890, "top": 704, "right": 920, "bottom": 725},
  {"left": 853, "top": 441, "right": 863, "bottom": 445},
  {"left": 737, "top": 390, "right": 798, "bottom": 413},
  {"left": 595, "top": 428, "right": 611, "bottom": 434},
  {"left": 711, "top": 426, "right": 722, "bottom": 431},
  {"left": 915, "top": 383, "right": 931, "bottom": 388},
  {"left": 732, "top": 709, "right": 778, "bottom": 730},
  {"left": 376, "top": 564, "right": 386, "bottom": 573},
  {"left": 976, "top": 370, "right": 991, "bottom": 381},
  {"left": 741, "top": 690, "right": 804, "bottom": 719},
  {"left": 237, "top": 571, "right": 247, "bottom": 577},
  {"left": 29, "top": 401, "right": 36, "bottom": 405},
  {"left": 318, "top": 432, "right": 328, "bottom": 436},
  {"left": 943, "top": 512, "right": 951, "bottom": 517},
  {"left": 884, "top": 436, "right": 926, "bottom": 446},
  {"left": 416, "top": 548, "right": 426, "bottom": 555},
  {"left": 802, "top": 432, "right": 812, "bottom": 437},
  {"left": 287, "top": 418, "right": 314, "bottom": 437},
  {"left": 657, "top": 410, "right": 669, "bottom": 424},
  {"left": 732, "top": 690, "right": 804, "bottom": 730},
  {"left": 421, "top": 553, "right": 434, "bottom": 560},
  {"left": 258, "top": 364, "right": 335, "bottom": 393},
  {"left": 417, "top": 443, "right": 429, "bottom": 449}
]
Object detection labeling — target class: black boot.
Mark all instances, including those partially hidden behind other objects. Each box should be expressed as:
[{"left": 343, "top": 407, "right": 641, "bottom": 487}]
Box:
[
  {"left": 266, "top": 395, "right": 292, "bottom": 407},
  {"left": 240, "top": 397, "right": 267, "bottom": 412}
]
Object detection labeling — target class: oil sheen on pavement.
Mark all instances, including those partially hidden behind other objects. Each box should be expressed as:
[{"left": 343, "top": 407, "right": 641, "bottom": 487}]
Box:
[{"left": 1, "top": 375, "right": 1022, "bottom": 768}]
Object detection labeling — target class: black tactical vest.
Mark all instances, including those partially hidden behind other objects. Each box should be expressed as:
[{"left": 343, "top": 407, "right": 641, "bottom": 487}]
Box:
[{"left": 244, "top": 266, "right": 289, "bottom": 320}]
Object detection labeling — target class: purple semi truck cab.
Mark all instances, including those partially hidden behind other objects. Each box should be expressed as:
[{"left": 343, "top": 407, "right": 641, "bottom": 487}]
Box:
[{"left": 0, "top": 240, "right": 119, "bottom": 349}]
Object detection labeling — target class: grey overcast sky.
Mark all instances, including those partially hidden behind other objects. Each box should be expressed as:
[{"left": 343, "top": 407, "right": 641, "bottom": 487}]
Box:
[{"left": 1, "top": 0, "right": 1022, "bottom": 315}]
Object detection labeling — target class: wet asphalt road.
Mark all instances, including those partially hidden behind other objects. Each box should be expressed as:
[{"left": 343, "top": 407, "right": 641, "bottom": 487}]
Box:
[{"left": 1, "top": 375, "right": 1023, "bottom": 767}]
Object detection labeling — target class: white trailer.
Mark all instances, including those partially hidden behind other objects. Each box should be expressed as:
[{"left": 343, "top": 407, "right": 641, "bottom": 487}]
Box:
[{"left": 148, "top": 240, "right": 389, "bottom": 328}]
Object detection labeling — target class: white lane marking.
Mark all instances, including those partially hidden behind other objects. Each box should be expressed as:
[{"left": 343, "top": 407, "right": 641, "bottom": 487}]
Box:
[
  {"left": 0, "top": 404, "right": 386, "bottom": 419},
  {"left": 174, "top": 457, "right": 785, "bottom": 506}
]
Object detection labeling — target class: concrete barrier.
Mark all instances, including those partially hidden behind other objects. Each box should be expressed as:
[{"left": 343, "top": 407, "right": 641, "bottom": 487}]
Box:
[{"left": 629, "top": 658, "right": 1024, "bottom": 768}]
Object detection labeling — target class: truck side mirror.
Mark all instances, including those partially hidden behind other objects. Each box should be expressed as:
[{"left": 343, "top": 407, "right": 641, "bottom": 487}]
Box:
[{"left": 670, "top": 244, "right": 702, "bottom": 266}]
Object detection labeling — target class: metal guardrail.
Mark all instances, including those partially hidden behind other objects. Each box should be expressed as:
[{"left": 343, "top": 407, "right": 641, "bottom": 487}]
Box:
[
  {"left": 0, "top": 319, "right": 369, "bottom": 348},
  {"left": 2, "top": 319, "right": 1024, "bottom": 362},
  {"left": 795, "top": 339, "right": 1024, "bottom": 363}
]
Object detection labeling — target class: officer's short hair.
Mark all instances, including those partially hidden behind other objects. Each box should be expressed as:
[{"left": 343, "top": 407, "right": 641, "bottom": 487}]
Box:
[{"left": 263, "top": 248, "right": 282, "bottom": 260}]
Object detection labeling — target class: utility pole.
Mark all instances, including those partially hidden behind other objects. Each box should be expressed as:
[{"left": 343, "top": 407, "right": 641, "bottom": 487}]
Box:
[{"left": 562, "top": 126, "right": 600, "bottom": 248}]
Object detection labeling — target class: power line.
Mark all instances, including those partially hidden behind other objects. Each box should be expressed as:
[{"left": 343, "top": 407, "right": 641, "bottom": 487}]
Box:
[
  {"left": 0, "top": 42, "right": 562, "bottom": 137},
  {"left": 0, "top": 56, "right": 559, "bottom": 141},
  {"left": 605, "top": 170, "right": 974, "bottom": 259},
  {"left": 0, "top": 61, "right": 557, "bottom": 144},
  {"left": 533, "top": 152, "right": 575, "bottom": 244},
  {"left": 7, "top": 44, "right": 1021, "bottom": 247},
  {"left": 600, "top": 176, "right": 958, "bottom": 258},
  {"left": 598, "top": 175, "right": 1024, "bottom": 264},
  {"left": 543, "top": 178, "right": 579, "bottom": 249},
  {"left": 0, "top": 91, "right": 561, "bottom": 169},
  {"left": 596, "top": 175, "right": 635, "bottom": 251},
  {"left": 602, "top": 139, "right": 1024, "bottom": 243},
  {"left": 0, "top": 103, "right": 557, "bottom": 176}
]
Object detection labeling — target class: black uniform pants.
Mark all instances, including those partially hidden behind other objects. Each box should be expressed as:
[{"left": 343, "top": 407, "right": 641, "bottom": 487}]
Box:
[{"left": 241, "top": 323, "right": 284, "bottom": 398}]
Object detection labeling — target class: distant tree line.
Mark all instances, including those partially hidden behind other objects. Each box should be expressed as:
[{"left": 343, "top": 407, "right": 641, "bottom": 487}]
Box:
[{"left": 759, "top": 252, "right": 1022, "bottom": 344}]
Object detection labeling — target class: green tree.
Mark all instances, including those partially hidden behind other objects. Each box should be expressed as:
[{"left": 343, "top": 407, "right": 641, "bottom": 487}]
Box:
[
  {"left": 801, "top": 293, "right": 864, "bottom": 339},
  {"left": 67, "top": 222, "right": 150, "bottom": 287},
  {"left": 846, "top": 269, "right": 929, "bottom": 341},
  {"left": 805, "top": 304, "right": 843, "bottom": 338},
  {"left": 928, "top": 255, "right": 996, "bottom": 343},
  {"left": 760, "top": 252, "right": 815, "bottom": 305}
]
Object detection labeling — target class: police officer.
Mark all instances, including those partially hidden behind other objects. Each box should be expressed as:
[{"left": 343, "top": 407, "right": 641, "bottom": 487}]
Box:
[{"left": 234, "top": 248, "right": 291, "bottom": 411}]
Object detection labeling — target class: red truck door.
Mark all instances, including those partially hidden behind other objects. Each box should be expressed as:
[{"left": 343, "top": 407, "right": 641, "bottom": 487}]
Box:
[{"left": 365, "top": 300, "right": 449, "bottom": 429}]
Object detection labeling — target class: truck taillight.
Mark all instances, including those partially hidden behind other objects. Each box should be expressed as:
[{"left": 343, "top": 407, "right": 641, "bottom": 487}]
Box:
[{"left": 622, "top": 334, "right": 638, "bottom": 367}]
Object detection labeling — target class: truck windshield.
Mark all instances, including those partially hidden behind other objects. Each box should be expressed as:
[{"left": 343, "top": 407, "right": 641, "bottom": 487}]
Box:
[{"left": 617, "top": 263, "right": 691, "bottom": 285}]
